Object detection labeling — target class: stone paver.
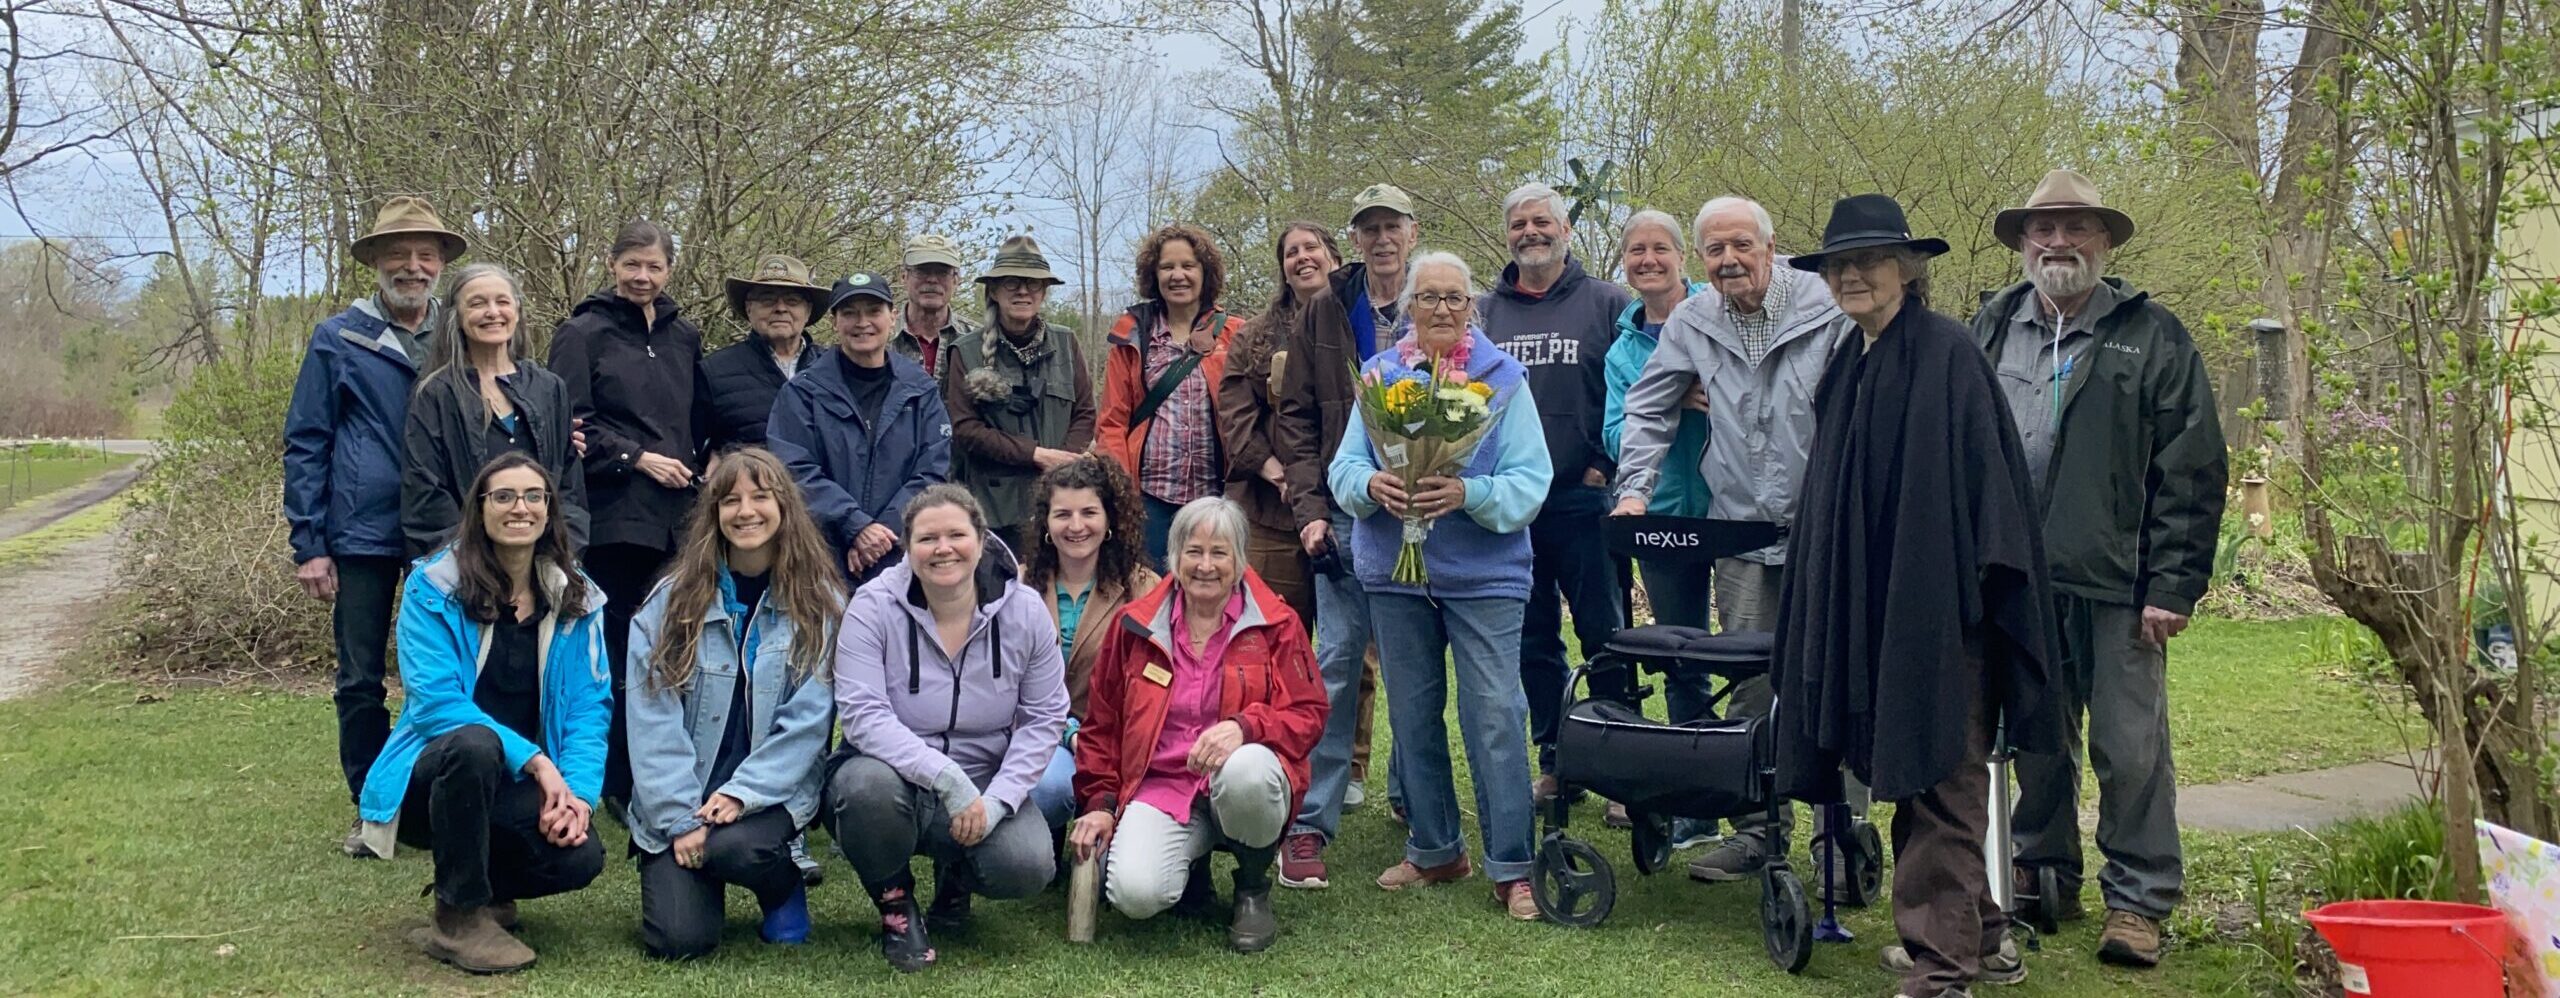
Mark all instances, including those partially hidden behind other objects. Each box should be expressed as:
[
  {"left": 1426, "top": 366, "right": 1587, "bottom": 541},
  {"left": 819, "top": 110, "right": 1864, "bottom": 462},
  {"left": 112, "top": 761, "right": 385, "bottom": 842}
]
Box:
[{"left": 2179, "top": 755, "right": 2431, "bottom": 833}]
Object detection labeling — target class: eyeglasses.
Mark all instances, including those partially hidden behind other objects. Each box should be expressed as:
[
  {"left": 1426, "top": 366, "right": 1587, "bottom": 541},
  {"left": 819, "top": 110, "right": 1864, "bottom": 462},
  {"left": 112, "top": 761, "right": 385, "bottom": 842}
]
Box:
[
  {"left": 1413, "top": 292, "right": 1471, "bottom": 312},
  {"left": 1818, "top": 251, "right": 1898, "bottom": 275},
  {"left": 482, "top": 488, "right": 550, "bottom": 508}
]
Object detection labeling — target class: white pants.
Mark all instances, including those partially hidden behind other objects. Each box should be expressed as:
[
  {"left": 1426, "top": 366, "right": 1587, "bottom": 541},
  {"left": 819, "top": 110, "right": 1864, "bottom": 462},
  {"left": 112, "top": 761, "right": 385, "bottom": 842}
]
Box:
[{"left": 1104, "top": 743, "right": 1291, "bottom": 919}]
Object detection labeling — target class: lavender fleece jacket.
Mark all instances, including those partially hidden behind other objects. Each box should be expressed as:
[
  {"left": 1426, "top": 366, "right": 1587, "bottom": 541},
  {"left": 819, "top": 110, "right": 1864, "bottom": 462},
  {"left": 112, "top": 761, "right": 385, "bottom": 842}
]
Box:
[{"left": 833, "top": 553, "right": 1069, "bottom": 822}]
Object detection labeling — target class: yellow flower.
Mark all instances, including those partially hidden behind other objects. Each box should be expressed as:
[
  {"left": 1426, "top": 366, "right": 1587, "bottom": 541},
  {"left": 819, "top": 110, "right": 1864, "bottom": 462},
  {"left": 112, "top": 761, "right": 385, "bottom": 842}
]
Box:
[
  {"left": 1467, "top": 381, "right": 1495, "bottom": 399},
  {"left": 1385, "top": 379, "right": 1426, "bottom": 411}
]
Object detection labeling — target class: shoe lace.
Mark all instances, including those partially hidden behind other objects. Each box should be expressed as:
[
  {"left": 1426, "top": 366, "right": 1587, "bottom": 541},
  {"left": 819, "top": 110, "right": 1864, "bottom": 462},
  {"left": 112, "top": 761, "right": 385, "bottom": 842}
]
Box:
[{"left": 1287, "top": 835, "right": 1320, "bottom": 862}]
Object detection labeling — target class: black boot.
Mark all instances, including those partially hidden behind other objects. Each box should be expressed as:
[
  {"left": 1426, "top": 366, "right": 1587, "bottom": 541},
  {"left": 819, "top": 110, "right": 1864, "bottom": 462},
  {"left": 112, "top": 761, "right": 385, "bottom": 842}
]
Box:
[
  {"left": 1172, "top": 856, "right": 1217, "bottom": 919},
  {"left": 1230, "top": 844, "right": 1279, "bottom": 953},
  {"left": 927, "top": 857, "right": 974, "bottom": 934},
  {"left": 865, "top": 874, "right": 936, "bottom": 973}
]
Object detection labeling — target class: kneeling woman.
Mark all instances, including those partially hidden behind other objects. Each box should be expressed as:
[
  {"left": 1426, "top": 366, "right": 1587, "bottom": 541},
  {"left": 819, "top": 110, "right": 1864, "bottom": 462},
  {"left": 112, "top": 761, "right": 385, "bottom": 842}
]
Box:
[
  {"left": 1069, "top": 497, "right": 1326, "bottom": 953},
  {"left": 827, "top": 484, "right": 1068, "bottom": 972},
  {"left": 1020, "top": 454, "right": 1160, "bottom": 830},
  {"left": 624, "top": 447, "right": 845, "bottom": 958},
  {"left": 354, "top": 453, "right": 609, "bottom": 975}
]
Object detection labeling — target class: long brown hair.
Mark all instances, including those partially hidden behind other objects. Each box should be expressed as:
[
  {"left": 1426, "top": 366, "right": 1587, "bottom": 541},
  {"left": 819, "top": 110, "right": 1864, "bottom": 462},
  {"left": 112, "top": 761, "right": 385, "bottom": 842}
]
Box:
[
  {"left": 1021, "top": 454, "right": 1151, "bottom": 600},
  {"left": 450, "top": 453, "right": 589, "bottom": 623},
  {"left": 1266, "top": 220, "right": 1342, "bottom": 315},
  {"left": 646, "top": 448, "right": 844, "bottom": 693},
  {"left": 1237, "top": 221, "right": 1343, "bottom": 377}
]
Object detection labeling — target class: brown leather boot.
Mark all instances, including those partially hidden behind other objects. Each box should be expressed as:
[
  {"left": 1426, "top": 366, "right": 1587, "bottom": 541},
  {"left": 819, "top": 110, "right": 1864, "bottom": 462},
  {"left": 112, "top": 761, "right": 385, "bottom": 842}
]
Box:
[{"left": 412, "top": 900, "right": 536, "bottom": 974}]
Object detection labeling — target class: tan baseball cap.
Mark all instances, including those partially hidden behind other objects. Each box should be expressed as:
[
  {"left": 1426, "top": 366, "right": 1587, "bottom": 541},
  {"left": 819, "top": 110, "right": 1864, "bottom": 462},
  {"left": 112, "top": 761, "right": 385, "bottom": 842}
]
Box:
[
  {"left": 1348, "top": 183, "right": 1415, "bottom": 224},
  {"left": 903, "top": 234, "right": 967, "bottom": 270}
]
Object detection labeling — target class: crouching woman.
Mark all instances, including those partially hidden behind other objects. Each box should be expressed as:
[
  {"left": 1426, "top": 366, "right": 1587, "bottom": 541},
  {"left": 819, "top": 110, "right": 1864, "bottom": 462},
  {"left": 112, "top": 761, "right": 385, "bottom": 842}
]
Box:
[
  {"left": 1069, "top": 497, "right": 1327, "bottom": 953},
  {"left": 354, "top": 453, "right": 609, "bottom": 974},
  {"left": 825, "top": 484, "right": 1069, "bottom": 972},
  {"left": 624, "top": 447, "right": 845, "bottom": 958}
]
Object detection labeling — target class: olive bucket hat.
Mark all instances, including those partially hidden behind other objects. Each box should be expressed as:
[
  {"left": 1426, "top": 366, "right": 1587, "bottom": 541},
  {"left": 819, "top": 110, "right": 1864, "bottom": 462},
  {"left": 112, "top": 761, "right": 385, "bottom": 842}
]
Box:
[
  {"left": 724, "top": 253, "right": 829, "bottom": 322},
  {"left": 976, "top": 235, "right": 1064, "bottom": 287},
  {"left": 351, "top": 196, "right": 469, "bottom": 268}
]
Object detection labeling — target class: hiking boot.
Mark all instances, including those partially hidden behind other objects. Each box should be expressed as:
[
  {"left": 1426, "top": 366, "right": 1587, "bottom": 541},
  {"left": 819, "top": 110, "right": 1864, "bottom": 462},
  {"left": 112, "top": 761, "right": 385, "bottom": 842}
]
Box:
[
  {"left": 1278, "top": 832, "right": 1329, "bottom": 890},
  {"left": 1686, "top": 837, "right": 1766, "bottom": 882},
  {"left": 1494, "top": 879, "right": 1541, "bottom": 921},
  {"left": 1604, "top": 802, "right": 1632, "bottom": 829},
  {"left": 342, "top": 820, "right": 382, "bottom": 859},
  {"left": 412, "top": 900, "right": 536, "bottom": 974},
  {"left": 760, "top": 885, "right": 811, "bottom": 945},
  {"left": 1882, "top": 935, "right": 2025, "bottom": 986},
  {"left": 1229, "top": 886, "right": 1278, "bottom": 952},
  {"left": 2097, "top": 910, "right": 2165, "bottom": 968},
  {"left": 872, "top": 885, "right": 935, "bottom": 973},
  {"left": 790, "top": 834, "right": 824, "bottom": 887},
  {"left": 1376, "top": 855, "right": 1472, "bottom": 891},
  {"left": 485, "top": 901, "right": 519, "bottom": 932}
]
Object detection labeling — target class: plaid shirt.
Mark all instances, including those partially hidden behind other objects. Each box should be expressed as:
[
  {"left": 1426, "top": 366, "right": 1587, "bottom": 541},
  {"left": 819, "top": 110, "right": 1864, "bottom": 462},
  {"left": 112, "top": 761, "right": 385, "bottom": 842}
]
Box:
[
  {"left": 1137, "top": 316, "right": 1221, "bottom": 505},
  {"left": 1731, "top": 267, "right": 1799, "bottom": 368}
]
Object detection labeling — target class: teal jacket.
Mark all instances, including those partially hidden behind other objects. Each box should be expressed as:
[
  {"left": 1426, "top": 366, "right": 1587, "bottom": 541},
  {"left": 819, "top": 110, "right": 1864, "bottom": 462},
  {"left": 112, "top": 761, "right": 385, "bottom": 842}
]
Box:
[
  {"left": 355, "top": 550, "right": 612, "bottom": 853},
  {"left": 1602, "top": 286, "right": 1710, "bottom": 517}
]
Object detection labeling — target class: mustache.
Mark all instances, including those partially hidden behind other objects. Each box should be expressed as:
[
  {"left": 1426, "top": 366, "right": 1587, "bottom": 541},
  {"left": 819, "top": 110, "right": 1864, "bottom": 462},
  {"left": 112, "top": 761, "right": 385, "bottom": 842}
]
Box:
[{"left": 1715, "top": 265, "right": 1748, "bottom": 278}]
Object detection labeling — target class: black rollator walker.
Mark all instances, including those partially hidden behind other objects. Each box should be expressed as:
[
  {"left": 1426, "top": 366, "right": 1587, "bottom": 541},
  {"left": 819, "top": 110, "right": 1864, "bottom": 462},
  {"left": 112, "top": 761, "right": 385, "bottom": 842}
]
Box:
[{"left": 1529, "top": 516, "right": 1885, "bottom": 973}]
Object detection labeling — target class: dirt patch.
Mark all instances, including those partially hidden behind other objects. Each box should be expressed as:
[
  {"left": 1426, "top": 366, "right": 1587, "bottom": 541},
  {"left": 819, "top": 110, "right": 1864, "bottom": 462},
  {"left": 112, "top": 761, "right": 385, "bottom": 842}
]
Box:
[
  {"left": 0, "top": 524, "right": 122, "bottom": 700},
  {"left": 0, "top": 465, "right": 142, "bottom": 542}
]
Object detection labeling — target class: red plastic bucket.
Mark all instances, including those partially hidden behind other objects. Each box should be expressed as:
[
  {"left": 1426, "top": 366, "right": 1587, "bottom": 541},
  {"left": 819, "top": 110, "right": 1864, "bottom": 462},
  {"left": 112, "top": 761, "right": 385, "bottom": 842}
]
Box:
[{"left": 2306, "top": 900, "right": 2513, "bottom": 997}]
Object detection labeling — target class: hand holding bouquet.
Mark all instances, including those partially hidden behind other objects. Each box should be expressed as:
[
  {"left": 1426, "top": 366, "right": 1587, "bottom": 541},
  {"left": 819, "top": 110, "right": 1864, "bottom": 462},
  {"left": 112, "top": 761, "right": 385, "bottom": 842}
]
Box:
[{"left": 1354, "top": 350, "right": 1504, "bottom": 585}]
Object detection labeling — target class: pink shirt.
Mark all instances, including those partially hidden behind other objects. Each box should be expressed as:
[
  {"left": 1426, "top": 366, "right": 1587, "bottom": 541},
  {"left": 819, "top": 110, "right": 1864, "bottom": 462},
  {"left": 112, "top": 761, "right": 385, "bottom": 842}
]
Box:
[{"left": 1130, "top": 589, "right": 1243, "bottom": 824}]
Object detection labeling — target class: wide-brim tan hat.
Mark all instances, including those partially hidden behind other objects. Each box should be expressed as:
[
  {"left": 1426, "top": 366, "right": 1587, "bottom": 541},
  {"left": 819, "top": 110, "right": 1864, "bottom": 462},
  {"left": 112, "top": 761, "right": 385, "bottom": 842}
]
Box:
[
  {"left": 1994, "top": 169, "right": 2137, "bottom": 251},
  {"left": 352, "top": 195, "right": 468, "bottom": 267},
  {"left": 977, "top": 235, "right": 1063, "bottom": 286},
  {"left": 724, "top": 253, "right": 829, "bottom": 321}
]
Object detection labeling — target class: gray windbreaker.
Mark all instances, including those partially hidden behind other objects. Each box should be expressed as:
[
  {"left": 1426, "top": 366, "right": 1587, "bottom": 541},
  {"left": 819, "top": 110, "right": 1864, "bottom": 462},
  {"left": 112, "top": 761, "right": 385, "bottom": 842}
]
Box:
[{"left": 1613, "top": 263, "right": 1848, "bottom": 564}]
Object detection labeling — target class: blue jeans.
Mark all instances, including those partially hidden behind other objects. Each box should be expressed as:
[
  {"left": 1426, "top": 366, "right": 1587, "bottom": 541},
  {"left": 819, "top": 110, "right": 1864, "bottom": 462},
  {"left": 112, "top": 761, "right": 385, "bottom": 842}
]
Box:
[
  {"left": 1522, "top": 485, "right": 1624, "bottom": 773},
  {"left": 1031, "top": 719, "right": 1079, "bottom": 830},
  {"left": 1372, "top": 591, "right": 1535, "bottom": 883},
  {"left": 1291, "top": 512, "right": 1374, "bottom": 844},
  {"left": 1143, "top": 495, "right": 1182, "bottom": 571}
]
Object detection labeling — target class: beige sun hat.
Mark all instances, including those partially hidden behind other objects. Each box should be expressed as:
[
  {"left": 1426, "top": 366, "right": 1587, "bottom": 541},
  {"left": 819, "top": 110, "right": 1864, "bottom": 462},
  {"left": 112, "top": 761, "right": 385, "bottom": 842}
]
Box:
[
  {"left": 1993, "top": 169, "right": 2137, "bottom": 252},
  {"left": 351, "top": 196, "right": 468, "bottom": 267},
  {"left": 723, "top": 253, "right": 829, "bottom": 321}
]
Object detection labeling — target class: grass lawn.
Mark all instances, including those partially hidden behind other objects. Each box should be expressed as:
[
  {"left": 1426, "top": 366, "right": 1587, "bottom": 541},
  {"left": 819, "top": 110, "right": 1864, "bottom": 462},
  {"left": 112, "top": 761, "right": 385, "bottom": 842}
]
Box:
[
  {"left": 0, "top": 498, "right": 127, "bottom": 570},
  {"left": 0, "top": 450, "right": 137, "bottom": 514},
  {"left": 5, "top": 667, "right": 2321, "bottom": 998},
  {"left": 2167, "top": 617, "right": 2418, "bottom": 785}
]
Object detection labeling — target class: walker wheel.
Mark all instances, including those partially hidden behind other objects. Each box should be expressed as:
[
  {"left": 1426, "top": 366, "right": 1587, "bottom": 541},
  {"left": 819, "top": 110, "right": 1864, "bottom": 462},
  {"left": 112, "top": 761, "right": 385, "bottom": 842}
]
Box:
[
  {"left": 1629, "top": 809, "right": 1673, "bottom": 876},
  {"left": 1531, "top": 832, "right": 1617, "bottom": 927},
  {"left": 1762, "top": 865, "right": 1814, "bottom": 973},
  {"left": 1844, "top": 822, "right": 1884, "bottom": 908},
  {"left": 2033, "top": 865, "right": 2067, "bottom": 935}
]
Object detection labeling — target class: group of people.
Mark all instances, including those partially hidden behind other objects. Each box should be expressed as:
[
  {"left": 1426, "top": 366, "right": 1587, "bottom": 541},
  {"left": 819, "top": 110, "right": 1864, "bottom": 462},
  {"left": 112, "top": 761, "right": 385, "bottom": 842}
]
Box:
[{"left": 282, "top": 165, "right": 2226, "bottom": 998}]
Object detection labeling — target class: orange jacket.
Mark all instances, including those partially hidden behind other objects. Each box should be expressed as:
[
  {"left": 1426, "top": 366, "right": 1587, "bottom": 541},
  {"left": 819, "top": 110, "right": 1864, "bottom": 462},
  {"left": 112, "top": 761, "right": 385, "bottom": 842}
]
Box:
[
  {"left": 1072, "top": 568, "right": 1326, "bottom": 820},
  {"left": 1096, "top": 302, "right": 1244, "bottom": 481}
]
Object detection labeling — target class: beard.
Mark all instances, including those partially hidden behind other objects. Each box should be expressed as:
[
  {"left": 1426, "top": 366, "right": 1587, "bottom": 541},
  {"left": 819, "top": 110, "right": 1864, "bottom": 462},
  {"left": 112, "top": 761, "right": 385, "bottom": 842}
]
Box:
[
  {"left": 377, "top": 271, "right": 432, "bottom": 314},
  {"left": 2026, "top": 248, "right": 2102, "bottom": 299},
  {"left": 1513, "top": 238, "right": 1562, "bottom": 269}
]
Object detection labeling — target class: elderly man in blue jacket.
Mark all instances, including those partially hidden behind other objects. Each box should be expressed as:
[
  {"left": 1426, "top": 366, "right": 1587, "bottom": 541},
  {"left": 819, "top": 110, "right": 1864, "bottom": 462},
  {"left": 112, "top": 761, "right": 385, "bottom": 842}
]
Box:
[
  {"left": 283, "top": 196, "right": 468, "bottom": 858},
  {"left": 767, "top": 272, "right": 954, "bottom": 584}
]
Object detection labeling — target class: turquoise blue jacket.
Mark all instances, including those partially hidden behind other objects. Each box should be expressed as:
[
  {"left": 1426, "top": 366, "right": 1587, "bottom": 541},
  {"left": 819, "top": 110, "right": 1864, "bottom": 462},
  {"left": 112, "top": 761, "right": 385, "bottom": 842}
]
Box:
[
  {"left": 356, "top": 550, "right": 611, "bottom": 849},
  {"left": 1602, "top": 286, "right": 1710, "bottom": 517},
  {"left": 622, "top": 565, "right": 838, "bottom": 854}
]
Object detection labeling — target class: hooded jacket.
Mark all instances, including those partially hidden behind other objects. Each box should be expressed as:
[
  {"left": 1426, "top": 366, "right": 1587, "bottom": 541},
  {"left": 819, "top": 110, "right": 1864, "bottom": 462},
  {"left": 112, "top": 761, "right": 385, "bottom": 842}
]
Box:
[
  {"left": 833, "top": 549, "right": 1069, "bottom": 819},
  {"left": 1477, "top": 255, "right": 1630, "bottom": 490},
  {"left": 354, "top": 549, "right": 611, "bottom": 854},
  {"left": 764, "top": 349, "right": 952, "bottom": 569},
  {"left": 622, "top": 565, "right": 839, "bottom": 855},
  {"left": 1971, "top": 278, "right": 2228, "bottom": 614},
  {"left": 1272, "top": 262, "right": 1381, "bottom": 531},
  {"left": 283, "top": 297, "right": 437, "bottom": 562},
  {"left": 1072, "top": 568, "right": 1326, "bottom": 820},
  {"left": 1097, "top": 300, "right": 1244, "bottom": 485},
  {"left": 1614, "top": 265, "right": 1846, "bottom": 563},
  {"left": 695, "top": 332, "right": 817, "bottom": 457},
  {"left": 401, "top": 359, "right": 588, "bottom": 558},
  {"left": 548, "top": 289, "right": 703, "bottom": 552},
  {"left": 1601, "top": 284, "right": 1711, "bottom": 518}
]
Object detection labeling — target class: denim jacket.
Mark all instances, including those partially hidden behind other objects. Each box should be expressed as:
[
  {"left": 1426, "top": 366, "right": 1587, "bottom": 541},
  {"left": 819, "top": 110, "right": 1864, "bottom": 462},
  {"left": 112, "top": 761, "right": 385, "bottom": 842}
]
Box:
[{"left": 622, "top": 564, "right": 839, "bottom": 855}]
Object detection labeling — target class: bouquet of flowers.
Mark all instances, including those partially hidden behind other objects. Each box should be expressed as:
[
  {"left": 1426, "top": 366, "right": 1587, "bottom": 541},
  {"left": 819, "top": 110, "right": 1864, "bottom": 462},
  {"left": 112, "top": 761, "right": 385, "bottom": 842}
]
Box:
[{"left": 1354, "top": 347, "right": 1505, "bottom": 585}]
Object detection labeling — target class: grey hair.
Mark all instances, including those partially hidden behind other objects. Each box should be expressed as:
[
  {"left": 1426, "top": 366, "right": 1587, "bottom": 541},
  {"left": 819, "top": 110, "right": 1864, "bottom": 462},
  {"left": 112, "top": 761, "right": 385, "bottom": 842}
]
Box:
[
  {"left": 1694, "top": 196, "right": 1775, "bottom": 244},
  {"left": 1822, "top": 246, "right": 1934, "bottom": 307},
  {"left": 1168, "top": 496, "right": 1250, "bottom": 570},
  {"left": 1502, "top": 182, "right": 1570, "bottom": 231},
  {"left": 1396, "top": 250, "right": 1475, "bottom": 316},
  {"left": 1621, "top": 210, "right": 1686, "bottom": 253},
  {"left": 425, "top": 262, "right": 531, "bottom": 380}
]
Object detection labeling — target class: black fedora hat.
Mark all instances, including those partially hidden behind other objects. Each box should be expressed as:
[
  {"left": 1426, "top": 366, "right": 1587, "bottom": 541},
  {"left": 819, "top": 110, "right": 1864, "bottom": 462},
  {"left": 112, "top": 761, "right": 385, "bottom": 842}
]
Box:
[{"left": 1787, "top": 194, "right": 1950, "bottom": 272}]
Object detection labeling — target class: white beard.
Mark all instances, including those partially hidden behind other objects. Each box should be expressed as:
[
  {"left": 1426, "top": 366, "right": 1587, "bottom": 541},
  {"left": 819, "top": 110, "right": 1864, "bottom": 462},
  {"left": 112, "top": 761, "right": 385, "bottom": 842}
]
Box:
[{"left": 2026, "top": 250, "right": 2100, "bottom": 299}]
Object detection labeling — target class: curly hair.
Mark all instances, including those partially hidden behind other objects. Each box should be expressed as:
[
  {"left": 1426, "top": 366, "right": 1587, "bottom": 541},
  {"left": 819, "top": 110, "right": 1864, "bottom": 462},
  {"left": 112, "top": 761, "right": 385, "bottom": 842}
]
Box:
[
  {"left": 1021, "top": 453, "right": 1152, "bottom": 601},
  {"left": 1134, "top": 223, "right": 1227, "bottom": 312},
  {"left": 646, "top": 448, "right": 845, "bottom": 693}
]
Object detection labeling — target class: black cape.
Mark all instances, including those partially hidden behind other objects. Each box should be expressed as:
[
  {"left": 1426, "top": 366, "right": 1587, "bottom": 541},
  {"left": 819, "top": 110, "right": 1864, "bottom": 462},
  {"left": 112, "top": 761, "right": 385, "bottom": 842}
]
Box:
[{"left": 1771, "top": 303, "right": 2061, "bottom": 803}]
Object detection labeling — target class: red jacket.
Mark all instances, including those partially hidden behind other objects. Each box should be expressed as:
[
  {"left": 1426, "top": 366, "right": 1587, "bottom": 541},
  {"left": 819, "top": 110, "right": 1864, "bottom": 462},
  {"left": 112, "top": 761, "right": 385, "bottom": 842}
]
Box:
[
  {"left": 1073, "top": 568, "right": 1327, "bottom": 820},
  {"left": 1096, "top": 302, "right": 1245, "bottom": 480}
]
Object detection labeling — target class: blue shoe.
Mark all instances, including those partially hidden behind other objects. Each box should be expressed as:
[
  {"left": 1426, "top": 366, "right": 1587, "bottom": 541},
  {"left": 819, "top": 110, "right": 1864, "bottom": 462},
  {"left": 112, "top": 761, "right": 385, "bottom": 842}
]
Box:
[{"left": 761, "top": 885, "right": 811, "bottom": 945}]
